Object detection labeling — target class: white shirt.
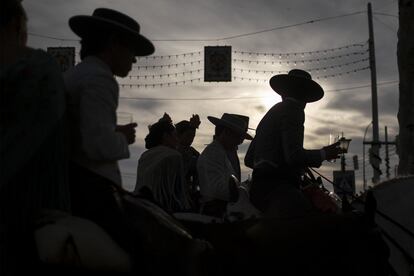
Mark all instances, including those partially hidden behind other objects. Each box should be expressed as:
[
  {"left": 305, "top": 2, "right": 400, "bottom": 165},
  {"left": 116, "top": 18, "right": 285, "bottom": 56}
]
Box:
[
  {"left": 197, "top": 140, "right": 236, "bottom": 203},
  {"left": 135, "top": 145, "right": 191, "bottom": 212},
  {"left": 64, "top": 56, "right": 129, "bottom": 186}
]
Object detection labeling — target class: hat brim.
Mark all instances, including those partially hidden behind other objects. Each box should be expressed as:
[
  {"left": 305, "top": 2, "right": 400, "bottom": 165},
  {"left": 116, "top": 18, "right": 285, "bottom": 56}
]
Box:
[
  {"left": 269, "top": 74, "right": 324, "bottom": 103},
  {"left": 208, "top": 116, "right": 253, "bottom": 140},
  {"left": 69, "top": 15, "right": 155, "bottom": 56}
]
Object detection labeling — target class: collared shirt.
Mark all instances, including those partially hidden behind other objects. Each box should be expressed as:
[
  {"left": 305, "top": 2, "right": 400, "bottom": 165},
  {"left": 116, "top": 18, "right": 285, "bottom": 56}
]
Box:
[
  {"left": 64, "top": 56, "right": 129, "bottom": 186},
  {"left": 197, "top": 140, "right": 236, "bottom": 202}
]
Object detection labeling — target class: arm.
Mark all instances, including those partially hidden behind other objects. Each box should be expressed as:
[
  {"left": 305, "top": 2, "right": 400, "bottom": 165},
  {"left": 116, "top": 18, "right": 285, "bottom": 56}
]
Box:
[{"left": 281, "top": 107, "right": 323, "bottom": 168}]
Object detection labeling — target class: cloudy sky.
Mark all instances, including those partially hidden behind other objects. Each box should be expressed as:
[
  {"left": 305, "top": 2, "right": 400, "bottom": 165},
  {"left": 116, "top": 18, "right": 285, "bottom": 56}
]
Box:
[{"left": 24, "top": 0, "right": 400, "bottom": 192}]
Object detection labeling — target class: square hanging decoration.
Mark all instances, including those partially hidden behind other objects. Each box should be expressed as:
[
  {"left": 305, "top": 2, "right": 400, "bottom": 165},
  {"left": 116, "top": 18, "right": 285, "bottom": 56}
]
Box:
[{"left": 204, "top": 46, "right": 232, "bottom": 82}]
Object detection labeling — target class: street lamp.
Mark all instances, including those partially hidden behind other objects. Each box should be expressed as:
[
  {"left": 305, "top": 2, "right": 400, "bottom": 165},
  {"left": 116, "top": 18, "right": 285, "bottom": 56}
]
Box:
[
  {"left": 338, "top": 137, "right": 352, "bottom": 153},
  {"left": 338, "top": 136, "right": 352, "bottom": 172}
]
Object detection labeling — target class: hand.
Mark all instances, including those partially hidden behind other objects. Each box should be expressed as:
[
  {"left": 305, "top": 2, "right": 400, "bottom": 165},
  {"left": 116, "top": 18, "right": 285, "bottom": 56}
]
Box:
[
  {"left": 116, "top": 123, "right": 137, "bottom": 144},
  {"left": 189, "top": 114, "right": 201, "bottom": 129},
  {"left": 303, "top": 186, "right": 338, "bottom": 213},
  {"left": 323, "top": 142, "right": 343, "bottom": 161}
]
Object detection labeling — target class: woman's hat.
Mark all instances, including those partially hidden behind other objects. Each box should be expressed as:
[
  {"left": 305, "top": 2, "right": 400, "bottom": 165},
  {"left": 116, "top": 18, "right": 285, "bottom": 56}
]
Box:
[
  {"left": 69, "top": 8, "right": 154, "bottom": 56},
  {"left": 208, "top": 113, "right": 253, "bottom": 140},
  {"left": 269, "top": 69, "right": 324, "bottom": 103}
]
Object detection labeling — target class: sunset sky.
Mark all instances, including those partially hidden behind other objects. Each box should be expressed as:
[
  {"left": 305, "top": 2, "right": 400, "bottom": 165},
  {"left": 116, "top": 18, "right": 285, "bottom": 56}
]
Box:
[{"left": 23, "top": 0, "right": 400, "bottom": 192}]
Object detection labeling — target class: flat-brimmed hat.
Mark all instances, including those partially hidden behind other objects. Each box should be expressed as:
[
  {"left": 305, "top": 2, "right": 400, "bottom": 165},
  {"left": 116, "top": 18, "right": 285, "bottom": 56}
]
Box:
[
  {"left": 269, "top": 69, "right": 324, "bottom": 103},
  {"left": 208, "top": 113, "right": 253, "bottom": 140},
  {"left": 69, "top": 8, "right": 154, "bottom": 56}
]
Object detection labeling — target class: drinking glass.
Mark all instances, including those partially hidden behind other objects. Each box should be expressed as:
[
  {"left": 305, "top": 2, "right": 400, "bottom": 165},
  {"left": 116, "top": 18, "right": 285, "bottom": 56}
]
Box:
[
  {"left": 117, "top": 112, "right": 133, "bottom": 125},
  {"left": 328, "top": 133, "right": 340, "bottom": 163}
]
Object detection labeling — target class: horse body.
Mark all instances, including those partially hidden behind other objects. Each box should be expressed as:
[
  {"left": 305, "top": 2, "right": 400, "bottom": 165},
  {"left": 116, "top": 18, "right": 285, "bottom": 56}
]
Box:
[{"left": 33, "top": 176, "right": 399, "bottom": 275}]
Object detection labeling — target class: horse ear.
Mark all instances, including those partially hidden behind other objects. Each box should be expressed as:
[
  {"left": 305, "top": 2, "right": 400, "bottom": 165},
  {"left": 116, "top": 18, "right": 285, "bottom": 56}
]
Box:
[{"left": 228, "top": 175, "right": 240, "bottom": 203}]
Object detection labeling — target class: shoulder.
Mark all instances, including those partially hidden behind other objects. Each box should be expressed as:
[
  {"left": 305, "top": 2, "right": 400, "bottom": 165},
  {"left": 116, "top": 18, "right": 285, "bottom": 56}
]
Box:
[
  {"left": 64, "top": 57, "right": 116, "bottom": 86},
  {"left": 199, "top": 142, "right": 226, "bottom": 161},
  {"left": 142, "top": 146, "right": 181, "bottom": 159}
]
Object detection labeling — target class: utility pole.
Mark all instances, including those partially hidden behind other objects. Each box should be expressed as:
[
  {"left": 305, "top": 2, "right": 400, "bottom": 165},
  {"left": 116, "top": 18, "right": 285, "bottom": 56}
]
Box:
[{"left": 367, "top": 3, "right": 381, "bottom": 184}]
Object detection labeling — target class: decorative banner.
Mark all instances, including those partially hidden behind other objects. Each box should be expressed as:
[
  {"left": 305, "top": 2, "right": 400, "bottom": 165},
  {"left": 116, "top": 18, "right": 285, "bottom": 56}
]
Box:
[
  {"left": 47, "top": 47, "right": 75, "bottom": 72},
  {"left": 204, "top": 46, "right": 232, "bottom": 82},
  {"left": 333, "top": 170, "right": 356, "bottom": 198}
]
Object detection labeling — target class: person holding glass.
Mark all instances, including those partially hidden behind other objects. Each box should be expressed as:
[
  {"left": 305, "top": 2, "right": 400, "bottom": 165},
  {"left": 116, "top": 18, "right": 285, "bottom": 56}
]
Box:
[
  {"left": 244, "top": 69, "right": 343, "bottom": 218},
  {"left": 64, "top": 7, "right": 153, "bottom": 255}
]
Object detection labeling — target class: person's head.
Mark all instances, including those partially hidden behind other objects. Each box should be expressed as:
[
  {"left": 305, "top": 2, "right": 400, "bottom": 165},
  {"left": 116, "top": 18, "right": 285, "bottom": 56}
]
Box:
[
  {"left": 270, "top": 69, "right": 324, "bottom": 104},
  {"left": 68, "top": 8, "right": 154, "bottom": 77},
  {"left": 175, "top": 120, "right": 196, "bottom": 147},
  {"left": 145, "top": 120, "right": 178, "bottom": 149},
  {"left": 0, "top": 0, "right": 27, "bottom": 46},
  {"left": 208, "top": 113, "right": 253, "bottom": 150}
]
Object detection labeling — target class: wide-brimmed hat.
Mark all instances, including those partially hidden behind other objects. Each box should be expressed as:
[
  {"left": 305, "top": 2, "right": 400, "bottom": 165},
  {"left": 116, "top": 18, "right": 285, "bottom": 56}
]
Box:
[
  {"left": 69, "top": 8, "right": 154, "bottom": 56},
  {"left": 269, "top": 69, "right": 324, "bottom": 103},
  {"left": 208, "top": 113, "right": 253, "bottom": 140}
]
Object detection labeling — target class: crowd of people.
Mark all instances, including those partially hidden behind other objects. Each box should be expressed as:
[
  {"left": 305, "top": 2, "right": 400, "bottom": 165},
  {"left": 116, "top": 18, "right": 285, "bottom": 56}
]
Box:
[{"left": 2, "top": 1, "right": 376, "bottom": 275}]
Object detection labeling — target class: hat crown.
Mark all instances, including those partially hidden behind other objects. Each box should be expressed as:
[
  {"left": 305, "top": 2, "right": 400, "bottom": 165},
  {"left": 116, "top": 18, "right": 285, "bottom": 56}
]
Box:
[
  {"left": 269, "top": 68, "right": 324, "bottom": 103},
  {"left": 92, "top": 8, "right": 140, "bottom": 33},
  {"left": 208, "top": 113, "right": 253, "bottom": 140},
  {"left": 288, "top": 69, "right": 312, "bottom": 80},
  {"left": 221, "top": 113, "right": 248, "bottom": 130}
]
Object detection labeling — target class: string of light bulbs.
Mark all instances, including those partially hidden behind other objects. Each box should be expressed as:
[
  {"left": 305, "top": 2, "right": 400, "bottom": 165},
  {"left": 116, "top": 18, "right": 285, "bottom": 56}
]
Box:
[
  {"left": 233, "top": 50, "right": 368, "bottom": 65},
  {"left": 133, "top": 60, "right": 203, "bottom": 69},
  {"left": 232, "top": 57, "right": 369, "bottom": 75},
  {"left": 119, "top": 78, "right": 202, "bottom": 88},
  {"left": 118, "top": 66, "right": 370, "bottom": 88},
  {"left": 122, "top": 57, "right": 368, "bottom": 81},
  {"left": 124, "top": 69, "right": 203, "bottom": 79},
  {"left": 233, "top": 41, "right": 367, "bottom": 58},
  {"left": 136, "top": 51, "right": 202, "bottom": 60},
  {"left": 233, "top": 66, "right": 370, "bottom": 82}
]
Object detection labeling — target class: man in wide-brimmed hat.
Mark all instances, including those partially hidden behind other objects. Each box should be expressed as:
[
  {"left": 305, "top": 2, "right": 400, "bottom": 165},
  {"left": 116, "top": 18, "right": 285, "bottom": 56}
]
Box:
[
  {"left": 197, "top": 113, "right": 253, "bottom": 217},
  {"left": 64, "top": 7, "right": 154, "bottom": 257},
  {"left": 244, "top": 69, "right": 342, "bottom": 217}
]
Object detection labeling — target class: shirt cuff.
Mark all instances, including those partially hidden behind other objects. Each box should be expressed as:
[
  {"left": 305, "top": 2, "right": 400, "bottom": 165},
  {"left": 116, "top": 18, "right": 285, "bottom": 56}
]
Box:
[{"left": 320, "top": 149, "right": 326, "bottom": 161}]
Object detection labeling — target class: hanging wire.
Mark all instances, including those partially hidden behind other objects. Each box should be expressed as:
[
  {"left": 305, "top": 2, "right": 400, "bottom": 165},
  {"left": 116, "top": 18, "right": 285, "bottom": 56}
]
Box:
[
  {"left": 119, "top": 95, "right": 270, "bottom": 101},
  {"left": 373, "top": 16, "right": 398, "bottom": 33},
  {"left": 28, "top": 11, "right": 365, "bottom": 42},
  {"left": 373, "top": 12, "right": 398, "bottom": 18},
  {"left": 151, "top": 11, "right": 365, "bottom": 41}
]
